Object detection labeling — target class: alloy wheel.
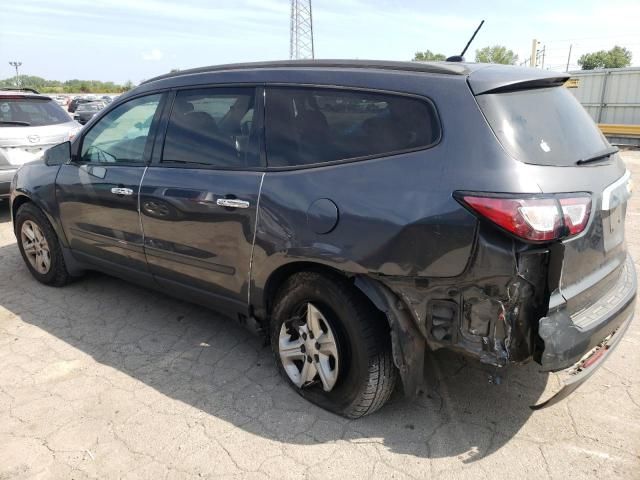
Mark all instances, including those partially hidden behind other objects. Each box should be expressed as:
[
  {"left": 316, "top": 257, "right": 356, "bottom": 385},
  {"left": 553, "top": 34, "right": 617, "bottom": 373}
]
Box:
[{"left": 20, "top": 220, "right": 51, "bottom": 275}]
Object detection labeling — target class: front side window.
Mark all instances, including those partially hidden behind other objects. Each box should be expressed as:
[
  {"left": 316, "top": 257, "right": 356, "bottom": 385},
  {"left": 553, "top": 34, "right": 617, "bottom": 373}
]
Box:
[
  {"left": 80, "top": 94, "right": 162, "bottom": 164},
  {"left": 265, "top": 87, "right": 440, "bottom": 167},
  {"left": 162, "top": 88, "right": 259, "bottom": 168}
]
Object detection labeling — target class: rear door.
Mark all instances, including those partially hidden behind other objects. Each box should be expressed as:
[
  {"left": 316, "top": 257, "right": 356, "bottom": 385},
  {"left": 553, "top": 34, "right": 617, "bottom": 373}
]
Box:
[
  {"left": 476, "top": 86, "right": 631, "bottom": 313},
  {"left": 139, "top": 87, "right": 263, "bottom": 312},
  {"left": 57, "top": 93, "right": 165, "bottom": 279}
]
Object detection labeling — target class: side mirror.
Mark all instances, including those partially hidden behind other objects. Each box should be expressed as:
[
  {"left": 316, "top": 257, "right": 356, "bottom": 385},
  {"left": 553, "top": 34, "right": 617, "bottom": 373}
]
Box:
[{"left": 44, "top": 141, "right": 72, "bottom": 167}]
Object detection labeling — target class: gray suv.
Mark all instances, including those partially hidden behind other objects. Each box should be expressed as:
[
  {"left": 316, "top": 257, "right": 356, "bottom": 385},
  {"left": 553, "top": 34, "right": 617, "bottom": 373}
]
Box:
[
  {"left": 9, "top": 60, "right": 636, "bottom": 418},
  {"left": 0, "top": 88, "right": 80, "bottom": 199}
]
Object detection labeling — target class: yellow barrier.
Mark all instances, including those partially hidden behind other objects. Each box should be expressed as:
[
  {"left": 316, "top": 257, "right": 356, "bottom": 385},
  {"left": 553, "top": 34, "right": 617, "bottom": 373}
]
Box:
[{"left": 598, "top": 124, "right": 640, "bottom": 137}]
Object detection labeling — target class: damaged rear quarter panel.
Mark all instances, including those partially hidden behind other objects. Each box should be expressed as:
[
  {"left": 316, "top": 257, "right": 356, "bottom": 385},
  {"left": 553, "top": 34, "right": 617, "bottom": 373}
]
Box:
[{"left": 375, "top": 224, "right": 551, "bottom": 369}]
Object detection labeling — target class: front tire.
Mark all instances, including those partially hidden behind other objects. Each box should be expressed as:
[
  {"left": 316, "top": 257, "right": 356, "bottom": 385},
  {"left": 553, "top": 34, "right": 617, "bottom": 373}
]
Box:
[
  {"left": 270, "top": 271, "right": 397, "bottom": 418},
  {"left": 15, "top": 203, "right": 72, "bottom": 287}
]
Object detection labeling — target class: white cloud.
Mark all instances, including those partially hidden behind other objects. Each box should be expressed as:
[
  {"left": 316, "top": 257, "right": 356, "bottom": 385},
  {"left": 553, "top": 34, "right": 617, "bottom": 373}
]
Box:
[{"left": 142, "top": 49, "right": 163, "bottom": 61}]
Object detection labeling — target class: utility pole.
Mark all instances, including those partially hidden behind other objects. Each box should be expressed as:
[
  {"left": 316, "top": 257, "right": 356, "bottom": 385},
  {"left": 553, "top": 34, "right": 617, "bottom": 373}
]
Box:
[
  {"left": 289, "top": 0, "right": 314, "bottom": 60},
  {"left": 9, "top": 61, "right": 22, "bottom": 87},
  {"left": 565, "top": 44, "right": 572, "bottom": 72},
  {"left": 530, "top": 39, "right": 538, "bottom": 68}
]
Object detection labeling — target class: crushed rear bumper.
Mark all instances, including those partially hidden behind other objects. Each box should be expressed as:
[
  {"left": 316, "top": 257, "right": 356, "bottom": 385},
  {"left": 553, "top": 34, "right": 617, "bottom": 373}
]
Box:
[{"left": 532, "top": 254, "right": 636, "bottom": 409}]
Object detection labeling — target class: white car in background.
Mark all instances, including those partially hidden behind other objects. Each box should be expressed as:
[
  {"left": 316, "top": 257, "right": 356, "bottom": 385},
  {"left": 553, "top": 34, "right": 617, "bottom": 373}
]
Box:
[{"left": 0, "top": 88, "right": 81, "bottom": 199}]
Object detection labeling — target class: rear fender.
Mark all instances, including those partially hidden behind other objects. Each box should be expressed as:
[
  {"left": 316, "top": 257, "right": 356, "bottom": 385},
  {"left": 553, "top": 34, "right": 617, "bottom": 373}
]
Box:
[{"left": 355, "top": 275, "right": 426, "bottom": 397}]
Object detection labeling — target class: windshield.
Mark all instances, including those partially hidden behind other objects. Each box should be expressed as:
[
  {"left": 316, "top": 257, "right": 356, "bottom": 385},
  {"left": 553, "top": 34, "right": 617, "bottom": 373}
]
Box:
[
  {"left": 0, "top": 97, "right": 71, "bottom": 127},
  {"left": 476, "top": 86, "right": 610, "bottom": 166}
]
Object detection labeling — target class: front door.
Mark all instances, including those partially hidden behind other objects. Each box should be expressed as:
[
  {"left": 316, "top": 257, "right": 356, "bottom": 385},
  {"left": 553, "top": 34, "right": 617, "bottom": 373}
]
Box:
[
  {"left": 139, "top": 87, "right": 263, "bottom": 312},
  {"left": 57, "top": 93, "right": 164, "bottom": 278}
]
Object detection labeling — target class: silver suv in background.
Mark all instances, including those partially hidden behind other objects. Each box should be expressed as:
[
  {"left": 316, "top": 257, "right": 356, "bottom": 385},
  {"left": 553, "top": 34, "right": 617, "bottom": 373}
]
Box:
[{"left": 0, "top": 88, "right": 81, "bottom": 199}]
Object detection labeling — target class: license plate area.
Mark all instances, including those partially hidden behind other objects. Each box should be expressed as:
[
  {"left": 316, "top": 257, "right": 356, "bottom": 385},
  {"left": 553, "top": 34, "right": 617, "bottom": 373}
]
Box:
[{"left": 604, "top": 204, "right": 625, "bottom": 251}]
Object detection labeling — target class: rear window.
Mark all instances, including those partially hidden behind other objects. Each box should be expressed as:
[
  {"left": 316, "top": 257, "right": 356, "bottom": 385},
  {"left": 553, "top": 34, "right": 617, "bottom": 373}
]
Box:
[
  {"left": 265, "top": 87, "right": 440, "bottom": 168},
  {"left": 77, "top": 103, "right": 101, "bottom": 112},
  {"left": 476, "top": 86, "right": 609, "bottom": 166},
  {"left": 0, "top": 97, "right": 71, "bottom": 127}
]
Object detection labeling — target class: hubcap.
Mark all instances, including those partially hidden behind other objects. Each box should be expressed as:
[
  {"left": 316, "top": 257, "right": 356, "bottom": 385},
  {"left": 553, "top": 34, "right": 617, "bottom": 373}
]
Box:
[
  {"left": 20, "top": 220, "right": 51, "bottom": 275},
  {"left": 278, "top": 303, "right": 340, "bottom": 392}
]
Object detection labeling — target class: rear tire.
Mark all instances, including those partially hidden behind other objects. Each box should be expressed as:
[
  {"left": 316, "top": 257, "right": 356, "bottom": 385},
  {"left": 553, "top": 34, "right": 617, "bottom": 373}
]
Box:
[
  {"left": 270, "top": 271, "right": 397, "bottom": 418},
  {"left": 15, "top": 203, "right": 72, "bottom": 287}
]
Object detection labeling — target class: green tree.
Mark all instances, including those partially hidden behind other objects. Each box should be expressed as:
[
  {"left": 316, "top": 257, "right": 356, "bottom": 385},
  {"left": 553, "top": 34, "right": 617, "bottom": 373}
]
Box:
[
  {"left": 413, "top": 50, "right": 446, "bottom": 62},
  {"left": 578, "top": 46, "right": 632, "bottom": 70},
  {"left": 475, "top": 45, "right": 518, "bottom": 65}
]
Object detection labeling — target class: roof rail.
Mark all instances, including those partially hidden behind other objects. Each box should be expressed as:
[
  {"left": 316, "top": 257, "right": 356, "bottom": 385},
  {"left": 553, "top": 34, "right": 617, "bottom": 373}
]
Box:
[
  {"left": 142, "top": 59, "right": 469, "bottom": 84},
  {"left": 0, "top": 87, "right": 41, "bottom": 94}
]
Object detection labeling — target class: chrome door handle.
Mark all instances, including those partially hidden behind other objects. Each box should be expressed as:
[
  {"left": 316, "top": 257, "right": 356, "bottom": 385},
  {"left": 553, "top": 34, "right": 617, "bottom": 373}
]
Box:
[
  {"left": 111, "top": 187, "right": 134, "bottom": 196},
  {"left": 216, "top": 198, "right": 250, "bottom": 209}
]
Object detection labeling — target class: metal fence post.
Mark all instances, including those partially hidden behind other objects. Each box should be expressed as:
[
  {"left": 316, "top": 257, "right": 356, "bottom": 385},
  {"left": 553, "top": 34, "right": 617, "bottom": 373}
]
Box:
[{"left": 597, "top": 71, "right": 611, "bottom": 123}]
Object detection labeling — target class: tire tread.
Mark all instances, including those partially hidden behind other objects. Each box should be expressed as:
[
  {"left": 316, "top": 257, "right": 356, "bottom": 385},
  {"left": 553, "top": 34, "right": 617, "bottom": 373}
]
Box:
[
  {"left": 15, "top": 203, "right": 71, "bottom": 287},
  {"left": 273, "top": 271, "right": 397, "bottom": 418}
]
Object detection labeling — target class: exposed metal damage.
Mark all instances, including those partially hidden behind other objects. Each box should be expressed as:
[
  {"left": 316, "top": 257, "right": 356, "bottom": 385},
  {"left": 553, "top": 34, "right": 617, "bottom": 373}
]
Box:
[{"left": 356, "top": 225, "right": 556, "bottom": 397}]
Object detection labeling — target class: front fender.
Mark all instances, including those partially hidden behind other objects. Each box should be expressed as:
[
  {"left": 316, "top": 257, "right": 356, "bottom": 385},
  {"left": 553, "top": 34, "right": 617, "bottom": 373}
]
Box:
[{"left": 11, "top": 161, "right": 68, "bottom": 247}]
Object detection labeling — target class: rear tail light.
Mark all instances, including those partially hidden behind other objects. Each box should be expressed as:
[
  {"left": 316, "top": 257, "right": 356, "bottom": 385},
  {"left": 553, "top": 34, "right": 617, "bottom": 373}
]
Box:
[
  {"left": 456, "top": 193, "right": 591, "bottom": 243},
  {"left": 558, "top": 197, "right": 591, "bottom": 235}
]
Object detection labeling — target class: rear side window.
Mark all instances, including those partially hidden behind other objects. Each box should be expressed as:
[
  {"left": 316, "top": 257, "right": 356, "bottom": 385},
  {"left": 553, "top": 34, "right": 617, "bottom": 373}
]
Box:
[
  {"left": 265, "top": 87, "right": 440, "bottom": 167},
  {"left": 162, "top": 88, "right": 260, "bottom": 169},
  {"left": 476, "top": 86, "right": 609, "bottom": 166},
  {"left": 0, "top": 97, "right": 70, "bottom": 126}
]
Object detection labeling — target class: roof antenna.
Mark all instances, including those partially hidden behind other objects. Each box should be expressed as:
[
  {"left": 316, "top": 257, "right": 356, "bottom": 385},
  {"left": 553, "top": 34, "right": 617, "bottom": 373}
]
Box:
[{"left": 447, "top": 20, "right": 485, "bottom": 62}]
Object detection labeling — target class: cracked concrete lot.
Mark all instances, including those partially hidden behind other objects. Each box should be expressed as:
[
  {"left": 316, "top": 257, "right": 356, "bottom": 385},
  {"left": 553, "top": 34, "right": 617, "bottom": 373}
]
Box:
[{"left": 1, "top": 152, "right": 640, "bottom": 480}]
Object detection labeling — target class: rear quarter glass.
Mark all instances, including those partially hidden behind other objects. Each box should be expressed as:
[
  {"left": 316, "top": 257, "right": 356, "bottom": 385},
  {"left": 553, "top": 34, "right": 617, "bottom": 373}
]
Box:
[{"left": 476, "top": 86, "right": 609, "bottom": 166}]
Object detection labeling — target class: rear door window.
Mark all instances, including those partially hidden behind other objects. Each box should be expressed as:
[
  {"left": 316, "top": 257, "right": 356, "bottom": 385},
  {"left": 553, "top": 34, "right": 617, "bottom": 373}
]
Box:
[
  {"left": 265, "top": 87, "right": 440, "bottom": 167},
  {"left": 476, "top": 86, "right": 610, "bottom": 166},
  {"left": 161, "top": 88, "right": 260, "bottom": 169}
]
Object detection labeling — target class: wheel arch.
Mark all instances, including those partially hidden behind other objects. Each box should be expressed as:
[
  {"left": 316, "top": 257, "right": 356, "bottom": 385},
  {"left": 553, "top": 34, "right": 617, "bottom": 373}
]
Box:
[
  {"left": 258, "top": 260, "right": 427, "bottom": 397},
  {"left": 260, "top": 261, "right": 349, "bottom": 319},
  {"left": 11, "top": 194, "right": 32, "bottom": 227}
]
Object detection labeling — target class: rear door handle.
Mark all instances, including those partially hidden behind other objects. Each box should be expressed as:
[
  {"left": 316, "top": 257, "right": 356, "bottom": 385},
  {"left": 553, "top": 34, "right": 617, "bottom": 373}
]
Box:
[
  {"left": 216, "top": 198, "right": 250, "bottom": 209},
  {"left": 111, "top": 187, "right": 134, "bottom": 196}
]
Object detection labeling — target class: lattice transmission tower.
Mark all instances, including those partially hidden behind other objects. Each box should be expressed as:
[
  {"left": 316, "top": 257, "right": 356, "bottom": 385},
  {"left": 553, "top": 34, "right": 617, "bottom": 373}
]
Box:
[{"left": 289, "top": 0, "right": 314, "bottom": 60}]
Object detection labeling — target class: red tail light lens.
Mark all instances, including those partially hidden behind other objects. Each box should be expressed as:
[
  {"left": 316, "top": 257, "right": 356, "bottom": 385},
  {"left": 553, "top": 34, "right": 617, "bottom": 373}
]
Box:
[
  {"left": 559, "top": 197, "right": 591, "bottom": 235},
  {"left": 458, "top": 194, "right": 591, "bottom": 243}
]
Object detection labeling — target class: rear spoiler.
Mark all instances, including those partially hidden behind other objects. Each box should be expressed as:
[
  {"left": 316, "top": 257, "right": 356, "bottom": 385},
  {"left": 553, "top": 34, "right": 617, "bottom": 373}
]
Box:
[
  {"left": 0, "top": 87, "right": 41, "bottom": 94},
  {"left": 467, "top": 65, "right": 570, "bottom": 95}
]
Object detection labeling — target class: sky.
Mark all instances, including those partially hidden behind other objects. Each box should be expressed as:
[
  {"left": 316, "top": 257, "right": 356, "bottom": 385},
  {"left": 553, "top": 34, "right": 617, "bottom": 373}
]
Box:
[{"left": 1, "top": 0, "right": 639, "bottom": 84}]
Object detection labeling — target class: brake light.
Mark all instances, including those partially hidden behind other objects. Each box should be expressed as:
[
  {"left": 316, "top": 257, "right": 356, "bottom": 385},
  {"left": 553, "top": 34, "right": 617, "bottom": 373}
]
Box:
[
  {"left": 559, "top": 197, "right": 591, "bottom": 235},
  {"left": 457, "top": 194, "right": 591, "bottom": 242}
]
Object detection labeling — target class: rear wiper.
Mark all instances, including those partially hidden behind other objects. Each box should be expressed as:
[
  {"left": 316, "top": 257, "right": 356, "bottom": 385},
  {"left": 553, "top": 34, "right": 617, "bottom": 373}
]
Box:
[
  {"left": 0, "top": 120, "right": 31, "bottom": 126},
  {"left": 576, "top": 146, "right": 619, "bottom": 165}
]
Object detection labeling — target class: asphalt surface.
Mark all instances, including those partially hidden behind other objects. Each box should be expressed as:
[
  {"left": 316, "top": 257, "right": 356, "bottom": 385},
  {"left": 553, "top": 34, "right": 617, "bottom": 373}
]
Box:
[{"left": 1, "top": 152, "right": 639, "bottom": 479}]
